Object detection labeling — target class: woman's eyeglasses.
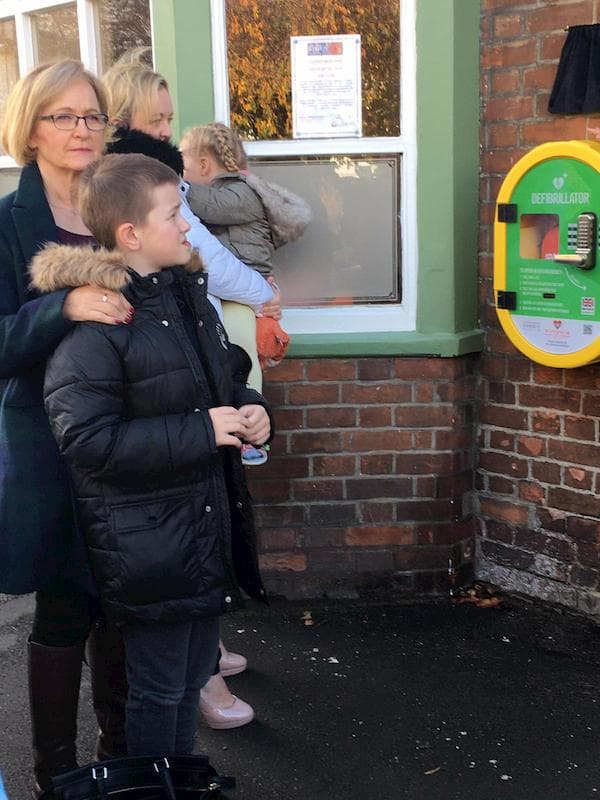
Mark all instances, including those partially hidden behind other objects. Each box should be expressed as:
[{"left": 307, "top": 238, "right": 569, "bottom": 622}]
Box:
[{"left": 38, "top": 113, "right": 109, "bottom": 131}]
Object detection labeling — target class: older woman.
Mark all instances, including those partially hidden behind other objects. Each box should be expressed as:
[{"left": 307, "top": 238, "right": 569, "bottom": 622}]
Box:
[
  {"left": 102, "top": 54, "right": 277, "bottom": 731},
  {"left": 0, "top": 60, "right": 131, "bottom": 793}
]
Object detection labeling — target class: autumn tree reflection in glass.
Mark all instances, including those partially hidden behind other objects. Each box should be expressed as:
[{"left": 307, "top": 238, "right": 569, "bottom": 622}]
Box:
[
  {"left": 0, "top": 18, "right": 18, "bottom": 128},
  {"left": 225, "top": 0, "right": 401, "bottom": 140},
  {"left": 30, "top": 5, "right": 80, "bottom": 63},
  {"left": 97, "top": 0, "right": 152, "bottom": 73}
]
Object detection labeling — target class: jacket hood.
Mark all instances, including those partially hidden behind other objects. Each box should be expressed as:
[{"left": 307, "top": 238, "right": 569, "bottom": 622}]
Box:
[
  {"left": 29, "top": 243, "right": 204, "bottom": 293},
  {"left": 244, "top": 173, "right": 312, "bottom": 247},
  {"left": 107, "top": 127, "right": 185, "bottom": 176}
]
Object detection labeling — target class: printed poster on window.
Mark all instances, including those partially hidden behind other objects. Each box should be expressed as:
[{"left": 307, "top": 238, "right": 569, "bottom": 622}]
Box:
[{"left": 291, "top": 34, "right": 362, "bottom": 139}]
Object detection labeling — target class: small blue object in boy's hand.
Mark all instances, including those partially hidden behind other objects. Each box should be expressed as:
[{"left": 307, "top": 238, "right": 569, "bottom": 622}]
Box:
[{"left": 0, "top": 770, "right": 9, "bottom": 800}]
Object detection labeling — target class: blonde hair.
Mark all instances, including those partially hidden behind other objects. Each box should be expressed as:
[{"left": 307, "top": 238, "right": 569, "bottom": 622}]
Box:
[
  {"left": 1, "top": 60, "right": 107, "bottom": 165},
  {"left": 79, "top": 153, "right": 178, "bottom": 249},
  {"left": 180, "top": 122, "right": 248, "bottom": 173},
  {"left": 103, "top": 47, "right": 168, "bottom": 129}
]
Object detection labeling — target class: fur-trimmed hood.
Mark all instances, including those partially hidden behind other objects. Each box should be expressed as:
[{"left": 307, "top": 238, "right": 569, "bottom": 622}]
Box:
[
  {"left": 244, "top": 173, "right": 312, "bottom": 248},
  {"left": 29, "top": 243, "right": 203, "bottom": 293}
]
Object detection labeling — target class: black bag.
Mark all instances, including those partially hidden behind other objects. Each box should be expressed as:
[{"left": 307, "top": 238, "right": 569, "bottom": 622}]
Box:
[
  {"left": 43, "top": 755, "right": 235, "bottom": 800},
  {"left": 548, "top": 24, "right": 600, "bottom": 114}
]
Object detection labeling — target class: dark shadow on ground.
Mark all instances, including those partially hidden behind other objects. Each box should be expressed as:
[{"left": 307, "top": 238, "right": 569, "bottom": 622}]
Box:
[{"left": 1, "top": 595, "right": 599, "bottom": 800}]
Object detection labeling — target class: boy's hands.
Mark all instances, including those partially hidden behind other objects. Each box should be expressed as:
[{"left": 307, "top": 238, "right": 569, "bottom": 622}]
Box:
[
  {"left": 238, "top": 404, "right": 271, "bottom": 445},
  {"left": 208, "top": 404, "right": 271, "bottom": 448},
  {"left": 208, "top": 407, "right": 245, "bottom": 448}
]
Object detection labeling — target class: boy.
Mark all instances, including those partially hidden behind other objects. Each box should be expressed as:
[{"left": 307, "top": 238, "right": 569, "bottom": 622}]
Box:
[{"left": 30, "top": 153, "right": 271, "bottom": 756}]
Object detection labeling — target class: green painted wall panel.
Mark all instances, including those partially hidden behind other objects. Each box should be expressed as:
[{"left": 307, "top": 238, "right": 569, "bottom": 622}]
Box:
[
  {"left": 451, "top": 0, "right": 481, "bottom": 334},
  {"left": 416, "top": 0, "right": 480, "bottom": 336},
  {"left": 152, "top": 0, "right": 214, "bottom": 141}
]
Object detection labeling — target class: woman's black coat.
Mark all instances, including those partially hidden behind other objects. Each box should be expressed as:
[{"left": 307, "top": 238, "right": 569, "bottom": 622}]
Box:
[
  {"left": 31, "top": 244, "right": 268, "bottom": 625},
  {"left": 0, "top": 163, "right": 80, "bottom": 594}
]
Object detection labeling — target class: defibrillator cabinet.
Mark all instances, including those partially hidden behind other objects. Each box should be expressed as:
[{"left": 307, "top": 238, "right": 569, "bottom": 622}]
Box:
[{"left": 494, "top": 140, "right": 600, "bottom": 367}]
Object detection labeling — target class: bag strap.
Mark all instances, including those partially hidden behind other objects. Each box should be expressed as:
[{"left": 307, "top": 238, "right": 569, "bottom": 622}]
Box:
[
  {"left": 51, "top": 754, "right": 233, "bottom": 799},
  {"left": 154, "top": 758, "right": 177, "bottom": 800},
  {"left": 91, "top": 766, "right": 109, "bottom": 800},
  {"left": 154, "top": 758, "right": 222, "bottom": 799}
]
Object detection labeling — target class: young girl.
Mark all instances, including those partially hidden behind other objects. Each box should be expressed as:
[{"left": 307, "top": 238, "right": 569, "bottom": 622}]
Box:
[{"left": 180, "top": 122, "right": 311, "bottom": 464}]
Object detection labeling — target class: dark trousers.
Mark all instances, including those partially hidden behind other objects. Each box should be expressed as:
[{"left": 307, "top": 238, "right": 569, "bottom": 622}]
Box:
[
  {"left": 31, "top": 577, "right": 99, "bottom": 647},
  {"left": 121, "top": 617, "right": 219, "bottom": 755}
]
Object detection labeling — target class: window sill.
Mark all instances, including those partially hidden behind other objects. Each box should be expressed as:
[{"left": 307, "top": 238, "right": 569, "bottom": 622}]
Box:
[{"left": 286, "top": 329, "right": 484, "bottom": 358}]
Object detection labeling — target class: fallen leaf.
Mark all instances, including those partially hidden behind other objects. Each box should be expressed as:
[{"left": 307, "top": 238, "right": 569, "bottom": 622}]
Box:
[
  {"left": 474, "top": 597, "right": 502, "bottom": 608},
  {"left": 424, "top": 767, "right": 441, "bottom": 775}
]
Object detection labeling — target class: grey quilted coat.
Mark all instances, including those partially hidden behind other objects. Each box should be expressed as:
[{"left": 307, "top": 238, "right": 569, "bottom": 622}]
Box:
[{"left": 186, "top": 172, "right": 312, "bottom": 276}]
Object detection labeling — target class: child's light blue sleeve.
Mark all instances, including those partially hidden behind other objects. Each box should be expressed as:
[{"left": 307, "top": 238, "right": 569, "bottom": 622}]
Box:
[
  {"left": 0, "top": 770, "right": 9, "bottom": 800},
  {"left": 178, "top": 182, "right": 273, "bottom": 308}
]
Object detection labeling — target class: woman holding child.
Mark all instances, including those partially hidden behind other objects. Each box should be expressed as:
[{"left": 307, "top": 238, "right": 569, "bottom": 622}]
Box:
[{"left": 0, "top": 60, "right": 132, "bottom": 794}]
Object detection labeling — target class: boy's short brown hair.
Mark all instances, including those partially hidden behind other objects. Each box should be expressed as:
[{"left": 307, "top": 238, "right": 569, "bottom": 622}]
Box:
[{"left": 79, "top": 153, "right": 178, "bottom": 248}]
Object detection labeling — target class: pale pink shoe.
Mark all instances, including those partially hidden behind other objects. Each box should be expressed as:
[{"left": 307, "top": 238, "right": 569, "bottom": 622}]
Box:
[
  {"left": 200, "top": 692, "right": 254, "bottom": 729},
  {"left": 219, "top": 639, "right": 247, "bottom": 677}
]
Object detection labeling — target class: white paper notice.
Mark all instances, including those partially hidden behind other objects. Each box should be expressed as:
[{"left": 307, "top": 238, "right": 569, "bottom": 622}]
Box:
[{"left": 291, "top": 34, "right": 362, "bottom": 139}]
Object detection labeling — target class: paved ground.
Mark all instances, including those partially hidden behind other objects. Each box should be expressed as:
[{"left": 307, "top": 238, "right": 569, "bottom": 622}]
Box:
[{"left": 1, "top": 591, "right": 600, "bottom": 800}]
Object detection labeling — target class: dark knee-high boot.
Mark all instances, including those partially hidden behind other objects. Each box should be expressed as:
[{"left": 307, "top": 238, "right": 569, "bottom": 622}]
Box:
[
  {"left": 27, "top": 638, "right": 83, "bottom": 793},
  {"left": 86, "top": 619, "right": 128, "bottom": 760}
]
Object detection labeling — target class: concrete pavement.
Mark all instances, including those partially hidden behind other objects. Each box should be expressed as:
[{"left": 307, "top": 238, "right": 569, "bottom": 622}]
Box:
[{"left": 1, "top": 592, "right": 599, "bottom": 799}]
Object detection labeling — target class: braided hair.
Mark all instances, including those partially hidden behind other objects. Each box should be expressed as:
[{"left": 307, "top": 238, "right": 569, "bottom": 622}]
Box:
[{"left": 180, "top": 122, "right": 247, "bottom": 173}]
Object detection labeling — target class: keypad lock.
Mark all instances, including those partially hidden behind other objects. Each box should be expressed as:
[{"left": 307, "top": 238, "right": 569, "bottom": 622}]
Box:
[{"left": 553, "top": 212, "right": 597, "bottom": 269}]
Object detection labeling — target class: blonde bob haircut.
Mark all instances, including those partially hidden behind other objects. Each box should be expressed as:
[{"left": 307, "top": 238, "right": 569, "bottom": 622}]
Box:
[
  {"left": 1, "top": 60, "right": 107, "bottom": 166},
  {"left": 103, "top": 48, "right": 168, "bottom": 128}
]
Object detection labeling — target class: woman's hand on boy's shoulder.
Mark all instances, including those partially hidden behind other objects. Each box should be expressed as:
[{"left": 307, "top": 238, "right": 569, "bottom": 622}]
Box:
[{"left": 63, "top": 284, "right": 133, "bottom": 325}]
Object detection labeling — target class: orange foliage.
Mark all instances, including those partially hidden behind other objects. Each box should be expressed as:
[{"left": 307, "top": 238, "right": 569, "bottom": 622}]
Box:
[{"left": 225, "top": 0, "right": 400, "bottom": 140}]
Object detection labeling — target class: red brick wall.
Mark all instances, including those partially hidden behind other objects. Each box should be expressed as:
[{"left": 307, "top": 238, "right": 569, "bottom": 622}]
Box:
[
  {"left": 247, "top": 356, "right": 477, "bottom": 599},
  {"left": 479, "top": 0, "right": 600, "bottom": 614}
]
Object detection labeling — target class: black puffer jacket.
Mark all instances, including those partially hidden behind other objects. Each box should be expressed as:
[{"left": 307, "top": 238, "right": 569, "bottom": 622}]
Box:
[{"left": 30, "top": 244, "right": 269, "bottom": 625}]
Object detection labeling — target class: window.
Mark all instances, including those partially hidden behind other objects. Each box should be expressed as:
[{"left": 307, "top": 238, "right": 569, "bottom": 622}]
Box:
[
  {"left": 0, "top": 0, "right": 151, "bottom": 161},
  {"left": 0, "top": 16, "right": 18, "bottom": 124},
  {"left": 225, "top": 0, "right": 400, "bottom": 141},
  {"left": 96, "top": 0, "right": 152, "bottom": 74},
  {"left": 211, "top": 0, "right": 416, "bottom": 335},
  {"left": 254, "top": 155, "right": 400, "bottom": 307},
  {"left": 30, "top": 5, "right": 80, "bottom": 62}
]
